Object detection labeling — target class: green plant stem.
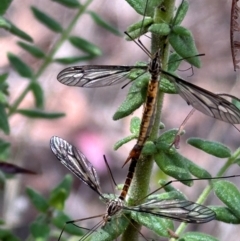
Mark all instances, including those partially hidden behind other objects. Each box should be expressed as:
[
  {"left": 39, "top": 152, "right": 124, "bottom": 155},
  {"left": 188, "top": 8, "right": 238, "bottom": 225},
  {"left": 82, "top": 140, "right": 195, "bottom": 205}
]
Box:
[
  {"left": 121, "top": 1, "right": 175, "bottom": 240},
  {"left": 8, "top": 0, "right": 93, "bottom": 116},
  {"left": 171, "top": 148, "right": 240, "bottom": 239}
]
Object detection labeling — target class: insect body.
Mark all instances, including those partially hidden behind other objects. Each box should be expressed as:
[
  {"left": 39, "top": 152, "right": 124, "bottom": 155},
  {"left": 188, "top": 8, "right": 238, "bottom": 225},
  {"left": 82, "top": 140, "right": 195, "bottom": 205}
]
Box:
[{"left": 50, "top": 136, "right": 216, "bottom": 239}]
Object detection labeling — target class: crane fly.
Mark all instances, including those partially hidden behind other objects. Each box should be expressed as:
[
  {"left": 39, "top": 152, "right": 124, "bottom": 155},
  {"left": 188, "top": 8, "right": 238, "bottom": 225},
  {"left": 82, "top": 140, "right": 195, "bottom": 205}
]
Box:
[
  {"left": 50, "top": 136, "right": 216, "bottom": 240},
  {"left": 57, "top": 56, "right": 240, "bottom": 125},
  {"left": 57, "top": 50, "right": 240, "bottom": 198}
]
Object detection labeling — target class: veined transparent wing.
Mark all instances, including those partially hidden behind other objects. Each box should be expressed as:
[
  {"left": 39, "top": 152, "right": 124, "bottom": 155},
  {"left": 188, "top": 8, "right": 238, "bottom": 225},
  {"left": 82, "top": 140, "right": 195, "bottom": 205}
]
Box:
[
  {"left": 125, "top": 199, "right": 216, "bottom": 223},
  {"left": 57, "top": 64, "right": 240, "bottom": 124},
  {"left": 162, "top": 70, "right": 240, "bottom": 124},
  {"left": 50, "top": 136, "right": 103, "bottom": 197},
  {"left": 57, "top": 65, "right": 144, "bottom": 87}
]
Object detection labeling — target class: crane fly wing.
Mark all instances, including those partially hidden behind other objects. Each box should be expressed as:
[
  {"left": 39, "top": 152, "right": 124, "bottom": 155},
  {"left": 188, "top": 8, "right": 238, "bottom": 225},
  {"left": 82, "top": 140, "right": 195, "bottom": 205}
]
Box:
[
  {"left": 126, "top": 199, "right": 215, "bottom": 223},
  {"left": 162, "top": 71, "right": 240, "bottom": 124},
  {"left": 57, "top": 65, "right": 141, "bottom": 87},
  {"left": 50, "top": 136, "right": 103, "bottom": 197}
]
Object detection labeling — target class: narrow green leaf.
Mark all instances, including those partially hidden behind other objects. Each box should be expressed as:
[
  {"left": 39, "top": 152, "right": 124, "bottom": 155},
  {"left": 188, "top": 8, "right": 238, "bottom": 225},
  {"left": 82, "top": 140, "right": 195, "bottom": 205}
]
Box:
[
  {"left": 0, "top": 139, "right": 10, "bottom": 160},
  {"left": 88, "top": 215, "right": 129, "bottom": 241},
  {"left": 167, "top": 52, "right": 182, "bottom": 72},
  {"left": 0, "top": 104, "right": 10, "bottom": 135},
  {"left": 131, "top": 211, "right": 173, "bottom": 238},
  {"left": 30, "top": 82, "right": 44, "bottom": 108},
  {"left": 26, "top": 187, "right": 49, "bottom": 212},
  {"left": 31, "top": 6, "right": 63, "bottom": 32},
  {"left": 141, "top": 141, "right": 157, "bottom": 155},
  {"left": 54, "top": 55, "right": 95, "bottom": 64},
  {"left": 0, "top": 0, "right": 13, "bottom": 15},
  {"left": 113, "top": 72, "right": 149, "bottom": 120},
  {"left": 69, "top": 36, "right": 102, "bottom": 56},
  {"left": 52, "top": 0, "right": 80, "bottom": 8},
  {"left": 52, "top": 211, "right": 84, "bottom": 235},
  {"left": 213, "top": 180, "right": 240, "bottom": 218},
  {"left": 148, "top": 190, "right": 186, "bottom": 201},
  {"left": 88, "top": 11, "right": 122, "bottom": 36},
  {"left": 159, "top": 76, "right": 177, "bottom": 93},
  {"left": 184, "top": 159, "right": 212, "bottom": 179},
  {"left": 8, "top": 53, "right": 33, "bottom": 78},
  {"left": 179, "top": 232, "right": 219, "bottom": 241},
  {"left": 49, "top": 175, "right": 73, "bottom": 210},
  {"left": 114, "top": 134, "right": 137, "bottom": 150},
  {"left": 173, "top": 0, "right": 189, "bottom": 25},
  {"left": 126, "top": 0, "right": 163, "bottom": 17},
  {"left": 0, "top": 73, "right": 8, "bottom": 83},
  {"left": 49, "top": 189, "right": 67, "bottom": 210},
  {"left": 16, "top": 109, "right": 65, "bottom": 119},
  {"left": 130, "top": 116, "right": 141, "bottom": 134},
  {"left": 30, "top": 220, "right": 50, "bottom": 240},
  {"left": 154, "top": 151, "right": 192, "bottom": 186},
  {"left": 169, "top": 26, "right": 201, "bottom": 68},
  {"left": 126, "top": 18, "right": 153, "bottom": 40},
  {"left": 156, "top": 128, "right": 179, "bottom": 146},
  {"left": 0, "top": 17, "right": 33, "bottom": 42},
  {"left": 158, "top": 180, "right": 187, "bottom": 200},
  {"left": 210, "top": 206, "right": 240, "bottom": 224},
  {"left": 187, "top": 138, "right": 232, "bottom": 158},
  {"left": 17, "top": 41, "right": 45, "bottom": 58},
  {"left": 148, "top": 23, "right": 171, "bottom": 36}
]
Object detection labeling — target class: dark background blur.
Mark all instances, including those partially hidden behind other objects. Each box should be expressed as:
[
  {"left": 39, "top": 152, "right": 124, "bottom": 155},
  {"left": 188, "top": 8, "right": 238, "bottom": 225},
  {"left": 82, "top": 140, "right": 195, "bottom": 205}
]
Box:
[{"left": 1, "top": 0, "right": 240, "bottom": 240}]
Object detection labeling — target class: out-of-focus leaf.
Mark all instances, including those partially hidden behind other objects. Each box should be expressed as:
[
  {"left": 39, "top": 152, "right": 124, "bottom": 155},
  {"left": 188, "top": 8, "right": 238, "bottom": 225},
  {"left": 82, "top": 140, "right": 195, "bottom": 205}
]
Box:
[
  {"left": 0, "top": 139, "right": 10, "bottom": 160},
  {"left": 0, "top": 0, "right": 13, "bottom": 15},
  {"left": 0, "top": 228, "right": 20, "bottom": 241},
  {"left": 126, "top": 0, "right": 163, "bottom": 17},
  {"left": 8, "top": 53, "right": 33, "bottom": 78},
  {"left": 0, "top": 103, "right": 9, "bottom": 135},
  {"left": 69, "top": 36, "right": 102, "bottom": 56},
  {"left": 31, "top": 6, "right": 63, "bottom": 32},
  {"left": 54, "top": 55, "right": 95, "bottom": 64},
  {"left": 49, "top": 175, "right": 73, "bottom": 210},
  {"left": 26, "top": 188, "right": 49, "bottom": 212},
  {"left": 187, "top": 138, "right": 232, "bottom": 158},
  {"left": 0, "top": 162, "right": 36, "bottom": 175},
  {"left": 52, "top": 0, "right": 80, "bottom": 8},
  {"left": 16, "top": 109, "right": 65, "bottom": 119},
  {"left": 52, "top": 211, "right": 84, "bottom": 236},
  {"left": 30, "top": 220, "right": 50, "bottom": 240},
  {"left": 179, "top": 232, "right": 218, "bottom": 241},
  {"left": 88, "top": 11, "right": 122, "bottom": 36},
  {"left": 17, "top": 41, "right": 45, "bottom": 58},
  {"left": 30, "top": 82, "right": 44, "bottom": 108},
  {"left": 0, "top": 16, "right": 33, "bottom": 42}
]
